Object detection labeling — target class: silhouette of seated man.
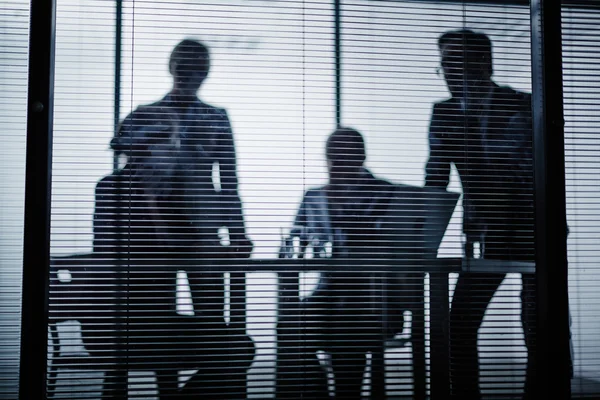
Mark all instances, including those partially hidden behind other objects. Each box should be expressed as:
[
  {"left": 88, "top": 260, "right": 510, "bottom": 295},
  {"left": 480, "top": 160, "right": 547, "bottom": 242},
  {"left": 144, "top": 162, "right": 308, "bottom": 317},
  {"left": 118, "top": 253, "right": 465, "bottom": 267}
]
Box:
[
  {"left": 93, "top": 105, "right": 254, "bottom": 399},
  {"left": 277, "top": 127, "right": 409, "bottom": 399}
]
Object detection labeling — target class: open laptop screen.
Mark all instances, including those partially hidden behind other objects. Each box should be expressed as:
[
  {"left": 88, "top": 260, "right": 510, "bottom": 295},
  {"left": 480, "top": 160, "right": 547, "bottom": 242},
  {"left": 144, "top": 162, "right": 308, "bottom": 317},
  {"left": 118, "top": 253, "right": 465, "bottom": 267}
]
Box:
[{"left": 383, "top": 184, "right": 460, "bottom": 260}]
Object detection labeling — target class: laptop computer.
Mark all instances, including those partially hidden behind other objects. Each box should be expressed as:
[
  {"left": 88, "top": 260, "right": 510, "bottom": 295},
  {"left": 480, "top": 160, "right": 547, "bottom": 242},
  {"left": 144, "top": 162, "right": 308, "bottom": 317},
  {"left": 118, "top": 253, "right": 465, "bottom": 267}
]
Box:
[{"left": 384, "top": 184, "right": 460, "bottom": 260}]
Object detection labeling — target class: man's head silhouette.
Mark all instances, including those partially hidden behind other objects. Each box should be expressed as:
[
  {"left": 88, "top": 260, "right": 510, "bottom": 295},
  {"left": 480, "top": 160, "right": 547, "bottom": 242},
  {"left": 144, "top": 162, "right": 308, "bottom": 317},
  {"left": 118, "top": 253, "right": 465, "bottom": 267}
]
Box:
[
  {"left": 325, "top": 127, "right": 367, "bottom": 192},
  {"left": 438, "top": 29, "right": 493, "bottom": 99},
  {"left": 169, "top": 39, "right": 211, "bottom": 102}
]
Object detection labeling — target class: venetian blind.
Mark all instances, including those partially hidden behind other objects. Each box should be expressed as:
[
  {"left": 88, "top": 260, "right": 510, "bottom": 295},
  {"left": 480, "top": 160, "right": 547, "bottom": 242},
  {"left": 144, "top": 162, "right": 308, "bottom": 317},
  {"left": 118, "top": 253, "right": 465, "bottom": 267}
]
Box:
[
  {"left": 49, "top": 0, "right": 334, "bottom": 398},
  {"left": 45, "top": 1, "right": 540, "bottom": 400},
  {"left": 562, "top": 4, "right": 600, "bottom": 398},
  {"left": 340, "top": 2, "right": 534, "bottom": 399},
  {"left": 0, "top": 1, "right": 29, "bottom": 398}
]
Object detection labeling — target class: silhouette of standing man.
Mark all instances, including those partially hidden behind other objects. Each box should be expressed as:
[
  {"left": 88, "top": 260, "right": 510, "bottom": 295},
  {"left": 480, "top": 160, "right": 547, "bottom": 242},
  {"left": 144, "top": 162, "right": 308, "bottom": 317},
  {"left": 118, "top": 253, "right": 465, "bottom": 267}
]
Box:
[
  {"left": 425, "top": 29, "right": 535, "bottom": 399},
  {"left": 95, "top": 39, "right": 255, "bottom": 399},
  {"left": 149, "top": 39, "right": 253, "bottom": 259}
]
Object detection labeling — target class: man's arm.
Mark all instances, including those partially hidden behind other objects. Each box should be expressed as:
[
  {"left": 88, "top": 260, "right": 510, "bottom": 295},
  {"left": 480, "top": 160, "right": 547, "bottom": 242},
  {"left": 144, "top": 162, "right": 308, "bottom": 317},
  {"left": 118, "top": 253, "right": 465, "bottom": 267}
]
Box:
[
  {"left": 503, "top": 94, "right": 533, "bottom": 187},
  {"left": 215, "top": 109, "right": 239, "bottom": 193},
  {"left": 215, "top": 109, "right": 253, "bottom": 256},
  {"left": 424, "top": 104, "right": 452, "bottom": 189}
]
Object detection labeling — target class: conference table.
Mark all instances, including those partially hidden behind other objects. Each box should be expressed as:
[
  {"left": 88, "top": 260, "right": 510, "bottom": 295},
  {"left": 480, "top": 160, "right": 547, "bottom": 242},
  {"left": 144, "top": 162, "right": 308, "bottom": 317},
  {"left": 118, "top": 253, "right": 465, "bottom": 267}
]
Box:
[{"left": 49, "top": 254, "right": 534, "bottom": 399}]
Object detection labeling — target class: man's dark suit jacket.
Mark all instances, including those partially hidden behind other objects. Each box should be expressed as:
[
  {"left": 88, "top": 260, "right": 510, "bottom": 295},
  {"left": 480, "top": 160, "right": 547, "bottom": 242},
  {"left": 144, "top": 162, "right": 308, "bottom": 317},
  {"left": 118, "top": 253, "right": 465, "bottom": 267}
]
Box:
[
  {"left": 425, "top": 83, "right": 534, "bottom": 259},
  {"left": 286, "top": 169, "right": 427, "bottom": 345},
  {"left": 114, "top": 94, "right": 251, "bottom": 253},
  {"left": 161, "top": 94, "right": 249, "bottom": 249}
]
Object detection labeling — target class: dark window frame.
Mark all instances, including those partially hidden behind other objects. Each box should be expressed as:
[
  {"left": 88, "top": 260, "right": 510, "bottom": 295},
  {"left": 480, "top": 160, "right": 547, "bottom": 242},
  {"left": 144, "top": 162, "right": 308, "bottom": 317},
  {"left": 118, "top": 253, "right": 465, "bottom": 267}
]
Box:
[{"left": 20, "top": 0, "right": 571, "bottom": 398}]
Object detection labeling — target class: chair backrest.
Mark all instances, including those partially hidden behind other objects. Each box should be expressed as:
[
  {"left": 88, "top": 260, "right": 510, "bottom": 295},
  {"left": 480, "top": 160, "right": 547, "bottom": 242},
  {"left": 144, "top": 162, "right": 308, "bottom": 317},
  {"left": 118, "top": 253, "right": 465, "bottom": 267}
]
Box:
[
  {"left": 48, "top": 254, "right": 254, "bottom": 400},
  {"left": 50, "top": 254, "right": 120, "bottom": 323},
  {"left": 50, "top": 253, "right": 245, "bottom": 320},
  {"left": 49, "top": 254, "right": 248, "bottom": 356}
]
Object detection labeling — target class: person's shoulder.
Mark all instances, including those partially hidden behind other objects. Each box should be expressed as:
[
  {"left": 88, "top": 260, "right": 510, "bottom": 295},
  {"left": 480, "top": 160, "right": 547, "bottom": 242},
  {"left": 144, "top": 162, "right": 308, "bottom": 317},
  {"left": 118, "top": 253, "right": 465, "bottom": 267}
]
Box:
[
  {"left": 121, "top": 101, "right": 166, "bottom": 123},
  {"left": 495, "top": 85, "right": 531, "bottom": 106},
  {"left": 193, "top": 100, "right": 231, "bottom": 129},
  {"left": 303, "top": 186, "right": 327, "bottom": 199},
  {"left": 432, "top": 97, "right": 460, "bottom": 116},
  {"left": 374, "top": 176, "right": 396, "bottom": 192},
  {"left": 435, "top": 97, "right": 455, "bottom": 106},
  {"left": 146, "top": 97, "right": 166, "bottom": 108},
  {"left": 97, "top": 173, "right": 119, "bottom": 187},
  {"left": 195, "top": 100, "right": 227, "bottom": 115},
  {"left": 136, "top": 93, "right": 177, "bottom": 109},
  {"left": 96, "top": 169, "right": 133, "bottom": 191},
  {"left": 363, "top": 170, "right": 397, "bottom": 195},
  {"left": 95, "top": 173, "right": 122, "bottom": 198}
]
